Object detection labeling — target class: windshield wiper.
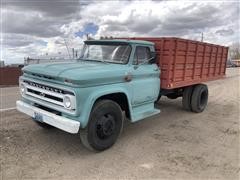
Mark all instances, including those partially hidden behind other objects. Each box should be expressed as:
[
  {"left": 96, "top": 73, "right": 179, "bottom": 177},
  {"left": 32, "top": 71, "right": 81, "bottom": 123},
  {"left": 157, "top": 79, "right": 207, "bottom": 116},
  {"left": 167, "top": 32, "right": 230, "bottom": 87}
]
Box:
[
  {"left": 100, "top": 59, "right": 109, "bottom": 64},
  {"left": 77, "top": 58, "right": 109, "bottom": 64},
  {"left": 77, "top": 57, "right": 84, "bottom": 61}
]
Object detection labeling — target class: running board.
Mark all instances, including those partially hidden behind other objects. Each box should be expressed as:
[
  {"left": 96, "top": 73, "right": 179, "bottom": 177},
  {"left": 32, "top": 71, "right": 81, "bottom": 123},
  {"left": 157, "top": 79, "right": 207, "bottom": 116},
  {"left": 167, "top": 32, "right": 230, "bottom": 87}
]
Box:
[{"left": 131, "top": 102, "right": 160, "bottom": 123}]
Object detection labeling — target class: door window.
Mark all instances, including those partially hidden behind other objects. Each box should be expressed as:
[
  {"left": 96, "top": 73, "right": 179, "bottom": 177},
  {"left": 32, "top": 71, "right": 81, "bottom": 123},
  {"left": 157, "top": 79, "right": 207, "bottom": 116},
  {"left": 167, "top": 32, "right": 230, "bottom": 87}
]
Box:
[{"left": 133, "top": 46, "right": 151, "bottom": 65}]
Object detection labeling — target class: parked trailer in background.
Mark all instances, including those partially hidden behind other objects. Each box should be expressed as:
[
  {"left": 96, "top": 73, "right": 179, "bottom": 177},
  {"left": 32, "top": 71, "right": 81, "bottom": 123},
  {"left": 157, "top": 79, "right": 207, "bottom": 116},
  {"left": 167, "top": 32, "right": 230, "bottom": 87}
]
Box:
[
  {"left": 231, "top": 59, "right": 240, "bottom": 67},
  {"left": 16, "top": 37, "right": 228, "bottom": 151}
]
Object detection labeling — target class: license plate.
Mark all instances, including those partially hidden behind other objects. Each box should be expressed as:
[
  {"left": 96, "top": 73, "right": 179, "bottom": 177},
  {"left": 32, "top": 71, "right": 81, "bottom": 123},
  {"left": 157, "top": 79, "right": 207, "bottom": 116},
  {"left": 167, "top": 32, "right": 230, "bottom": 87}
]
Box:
[{"left": 34, "top": 112, "right": 43, "bottom": 122}]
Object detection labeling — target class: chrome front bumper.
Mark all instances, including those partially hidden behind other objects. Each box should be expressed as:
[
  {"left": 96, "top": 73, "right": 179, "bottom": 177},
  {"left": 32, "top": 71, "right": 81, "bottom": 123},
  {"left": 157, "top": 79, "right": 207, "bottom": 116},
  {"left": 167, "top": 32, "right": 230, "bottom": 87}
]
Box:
[{"left": 16, "top": 100, "right": 80, "bottom": 134}]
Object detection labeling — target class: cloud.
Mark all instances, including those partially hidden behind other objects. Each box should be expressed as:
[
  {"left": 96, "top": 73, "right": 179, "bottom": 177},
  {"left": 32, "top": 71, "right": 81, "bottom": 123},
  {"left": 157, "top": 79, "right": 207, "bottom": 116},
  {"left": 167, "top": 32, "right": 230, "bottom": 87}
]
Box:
[
  {"left": 2, "top": 6, "right": 71, "bottom": 38},
  {"left": 216, "top": 29, "right": 234, "bottom": 36},
  {"left": 1, "top": 0, "right": 239, "bottom": 64},
  {"left": 2, "top": 33, "right": 35, "bottom": 47},
  {"left": 3, "top": 0, "right": 80, "bottom": 18}
]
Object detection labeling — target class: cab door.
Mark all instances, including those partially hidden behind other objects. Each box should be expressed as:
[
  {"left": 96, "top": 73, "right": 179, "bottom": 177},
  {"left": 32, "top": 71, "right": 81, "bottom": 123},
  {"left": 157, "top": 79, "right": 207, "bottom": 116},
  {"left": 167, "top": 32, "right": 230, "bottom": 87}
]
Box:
[{"left": 130, "top": 46, "right": 160, "bottom": 106}]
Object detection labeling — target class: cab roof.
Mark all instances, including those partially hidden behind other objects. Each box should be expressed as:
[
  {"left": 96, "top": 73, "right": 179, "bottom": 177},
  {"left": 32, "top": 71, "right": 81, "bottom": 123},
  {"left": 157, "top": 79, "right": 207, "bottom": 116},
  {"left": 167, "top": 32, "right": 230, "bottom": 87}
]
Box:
[{"left": 84, "top": 39, "right": 154, "bottom": 46}]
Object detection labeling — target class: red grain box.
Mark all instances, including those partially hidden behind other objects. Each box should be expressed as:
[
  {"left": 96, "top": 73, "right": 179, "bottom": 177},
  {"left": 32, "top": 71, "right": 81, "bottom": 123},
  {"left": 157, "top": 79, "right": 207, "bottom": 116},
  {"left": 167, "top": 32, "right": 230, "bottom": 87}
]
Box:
[{"left": 126, "top": 37, "right": 228, "bottom": 89}]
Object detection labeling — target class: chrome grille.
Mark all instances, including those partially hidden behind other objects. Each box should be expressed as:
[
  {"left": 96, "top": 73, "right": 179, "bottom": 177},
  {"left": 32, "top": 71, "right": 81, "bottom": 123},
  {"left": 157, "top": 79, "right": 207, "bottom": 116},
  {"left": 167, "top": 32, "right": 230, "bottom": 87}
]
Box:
[{"left": 22, "top": 80, "right": 75, "bottom": 109}]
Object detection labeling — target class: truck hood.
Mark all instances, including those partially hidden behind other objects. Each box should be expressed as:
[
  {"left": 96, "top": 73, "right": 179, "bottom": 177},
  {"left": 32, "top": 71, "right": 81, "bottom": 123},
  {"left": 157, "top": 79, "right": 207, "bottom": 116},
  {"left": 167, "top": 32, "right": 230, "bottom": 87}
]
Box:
[{"left": 23, "top": 61, "right": 129, "bottom": 86}]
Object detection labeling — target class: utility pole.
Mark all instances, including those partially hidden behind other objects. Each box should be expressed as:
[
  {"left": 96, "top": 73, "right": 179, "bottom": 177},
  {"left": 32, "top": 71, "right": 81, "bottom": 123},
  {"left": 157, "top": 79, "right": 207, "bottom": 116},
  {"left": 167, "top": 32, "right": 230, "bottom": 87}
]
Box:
[
  {"left": 201, "top": 32, "right": 204, "bottom": 42},
  {"left": 75, "top": 50, "right": 78, "bottom": 58},
  {"left": 64, "top": 39, "right": 71, "bottom": 59},
  {"left": 72, "top": 48, "right": 75, "bottom": 59}
]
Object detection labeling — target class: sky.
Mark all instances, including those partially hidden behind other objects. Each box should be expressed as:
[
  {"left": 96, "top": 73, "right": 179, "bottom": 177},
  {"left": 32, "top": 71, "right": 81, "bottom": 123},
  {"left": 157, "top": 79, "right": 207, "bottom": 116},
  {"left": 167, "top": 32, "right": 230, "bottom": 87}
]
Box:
[{"left": 1, "top": 0, "right": 239, "bottom": 64}]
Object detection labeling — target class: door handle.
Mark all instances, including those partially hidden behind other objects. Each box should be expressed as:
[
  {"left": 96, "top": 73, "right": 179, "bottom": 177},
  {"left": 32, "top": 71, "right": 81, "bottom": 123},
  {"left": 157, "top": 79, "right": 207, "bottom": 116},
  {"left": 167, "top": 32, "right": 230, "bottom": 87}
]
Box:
[{"left": 124, "top": 73, "right": 132, "bottom": 82}]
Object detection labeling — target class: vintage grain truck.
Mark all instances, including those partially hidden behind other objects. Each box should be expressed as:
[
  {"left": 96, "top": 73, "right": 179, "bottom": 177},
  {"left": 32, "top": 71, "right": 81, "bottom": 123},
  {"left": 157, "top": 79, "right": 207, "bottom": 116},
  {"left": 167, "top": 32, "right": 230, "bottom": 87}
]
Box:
[{"left": 16, "top": 37, "right": 228, "bottom": 151}]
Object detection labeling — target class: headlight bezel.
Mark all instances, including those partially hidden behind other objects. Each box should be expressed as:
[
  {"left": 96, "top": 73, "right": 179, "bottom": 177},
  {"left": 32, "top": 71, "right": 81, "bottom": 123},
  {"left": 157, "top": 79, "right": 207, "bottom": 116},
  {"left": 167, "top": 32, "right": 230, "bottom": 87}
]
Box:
[
  {"left": 63, "top": 94, "right": 76, "bottom": 110},
  {"left": 19, "top": 82, "right": 26, "bottom": 95}
]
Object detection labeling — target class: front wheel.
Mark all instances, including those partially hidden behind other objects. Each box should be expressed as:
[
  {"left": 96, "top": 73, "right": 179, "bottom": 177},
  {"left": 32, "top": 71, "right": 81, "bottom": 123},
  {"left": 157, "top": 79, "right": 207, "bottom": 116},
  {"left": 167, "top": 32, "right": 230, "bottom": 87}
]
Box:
[{"left": 80, "top": 100, "right": 123, "bottom": 151}]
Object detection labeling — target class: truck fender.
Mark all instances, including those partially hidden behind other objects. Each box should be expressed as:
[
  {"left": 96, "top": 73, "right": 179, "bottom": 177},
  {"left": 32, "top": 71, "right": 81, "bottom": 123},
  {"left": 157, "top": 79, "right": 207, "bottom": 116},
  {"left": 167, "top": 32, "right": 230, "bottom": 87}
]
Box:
[{"left": 80, "top": 88, "right": 132, "bottom": 128}]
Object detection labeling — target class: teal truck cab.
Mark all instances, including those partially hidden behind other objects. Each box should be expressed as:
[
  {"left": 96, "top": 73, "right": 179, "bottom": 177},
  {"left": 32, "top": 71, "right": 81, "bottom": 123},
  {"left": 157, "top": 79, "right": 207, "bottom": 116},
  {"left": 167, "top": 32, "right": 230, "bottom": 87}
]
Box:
[
  {"left": 16, "top": 38, "right": 228, "bottom": 151},
  {"left": 17, "top": 39, "right": 160, "bottom": 151}
]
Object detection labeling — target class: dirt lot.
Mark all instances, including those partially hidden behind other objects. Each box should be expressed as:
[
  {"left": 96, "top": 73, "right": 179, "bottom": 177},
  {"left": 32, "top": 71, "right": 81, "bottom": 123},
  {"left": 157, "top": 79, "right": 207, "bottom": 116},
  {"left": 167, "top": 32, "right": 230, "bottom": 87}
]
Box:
[
  {"left": 0, "top": 86, "right": 20, "bottom": 110},
  {"left": 0, "top": 68, "right": 239, "bottom": 180}
]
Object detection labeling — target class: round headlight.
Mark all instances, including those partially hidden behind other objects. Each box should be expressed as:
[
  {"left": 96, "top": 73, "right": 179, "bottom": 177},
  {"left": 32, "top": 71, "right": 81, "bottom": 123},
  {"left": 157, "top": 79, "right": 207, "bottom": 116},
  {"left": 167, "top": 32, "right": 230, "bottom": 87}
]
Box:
[
  {"left": 20, "top": 83, "right": 25, "bottom": 95},
  {"left": 63, "top": 95, "right": 71, "bottom": 109}
]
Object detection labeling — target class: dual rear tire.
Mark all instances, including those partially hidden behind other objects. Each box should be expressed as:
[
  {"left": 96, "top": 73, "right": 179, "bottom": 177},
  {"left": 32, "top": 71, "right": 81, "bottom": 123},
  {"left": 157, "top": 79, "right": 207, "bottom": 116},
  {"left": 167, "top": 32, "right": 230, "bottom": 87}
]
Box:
[{"left": 182, "top": 84, "right": 208, "bottom": 113}]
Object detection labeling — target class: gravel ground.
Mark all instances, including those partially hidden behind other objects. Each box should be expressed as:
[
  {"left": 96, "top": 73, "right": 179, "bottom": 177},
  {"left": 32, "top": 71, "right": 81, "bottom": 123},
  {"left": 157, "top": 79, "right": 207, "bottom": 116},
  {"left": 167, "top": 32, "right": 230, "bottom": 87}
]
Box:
[
  {"left": 0, "top": 68, "right": 239, "bottom": 180},
  {"left": 0, "top": 86, "right": 20, "bottom": 110}
]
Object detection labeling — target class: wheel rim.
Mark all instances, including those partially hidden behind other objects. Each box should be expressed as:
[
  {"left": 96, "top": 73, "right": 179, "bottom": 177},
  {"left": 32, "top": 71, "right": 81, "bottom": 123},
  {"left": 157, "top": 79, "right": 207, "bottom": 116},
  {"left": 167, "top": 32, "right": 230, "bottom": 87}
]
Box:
[{"left": 96, "top": 113, "right": 116, "bottom": 140}]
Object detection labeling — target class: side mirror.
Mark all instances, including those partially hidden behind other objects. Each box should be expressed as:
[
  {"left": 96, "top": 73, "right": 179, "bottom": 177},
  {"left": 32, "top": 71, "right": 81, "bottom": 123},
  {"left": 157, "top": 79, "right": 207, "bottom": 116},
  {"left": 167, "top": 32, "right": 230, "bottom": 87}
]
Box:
[{"left": 149, "top": 52, "right": 156, "bottom": 64}]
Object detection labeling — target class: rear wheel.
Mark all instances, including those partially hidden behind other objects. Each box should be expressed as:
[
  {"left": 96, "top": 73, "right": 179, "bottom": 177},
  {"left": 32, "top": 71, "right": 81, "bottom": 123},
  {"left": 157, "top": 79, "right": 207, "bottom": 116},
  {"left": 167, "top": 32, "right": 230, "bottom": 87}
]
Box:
[
  {"left": 191, "top": 84, "right": 208, "bottom": 113},
  {"left": 80, "top": 100, "right": 123, "bottom": 151},
  {"left": 182, "top": 86, "right": 194, "bottom": 111}
]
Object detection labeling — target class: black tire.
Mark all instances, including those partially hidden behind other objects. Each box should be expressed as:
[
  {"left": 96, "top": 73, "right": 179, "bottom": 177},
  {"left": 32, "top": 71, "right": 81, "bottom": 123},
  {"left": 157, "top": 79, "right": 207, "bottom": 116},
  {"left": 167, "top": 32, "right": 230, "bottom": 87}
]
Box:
[
  {"left": 80, "top": 100, "right": 123, "bottom": 151},
  {"left": 191, "top": 84, "right": 208, "bottom": 113},
  {"left": 33, "top": 119, "right": 54, "bottom": 129},
  {"left": 182, "top": 86, "right": 194, "bottom": 111}
]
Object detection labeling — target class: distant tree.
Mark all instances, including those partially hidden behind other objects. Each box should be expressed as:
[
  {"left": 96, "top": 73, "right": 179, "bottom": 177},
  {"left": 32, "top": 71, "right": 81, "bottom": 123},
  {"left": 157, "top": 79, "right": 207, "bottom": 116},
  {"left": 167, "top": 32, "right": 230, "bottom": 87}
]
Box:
[
  {"left": 86, "top": 34, "right": 94, "bottom": 40},
  {"left": 229, "top": 42, "right": 240, "bottom": 59}
]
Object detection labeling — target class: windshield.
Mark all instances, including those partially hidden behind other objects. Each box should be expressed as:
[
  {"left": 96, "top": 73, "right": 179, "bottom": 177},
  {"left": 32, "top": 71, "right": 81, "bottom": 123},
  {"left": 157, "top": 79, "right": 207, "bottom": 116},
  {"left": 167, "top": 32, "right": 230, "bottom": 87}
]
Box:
[{"left": 80, "top": 44, "right": 131, "bottom": 64}]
